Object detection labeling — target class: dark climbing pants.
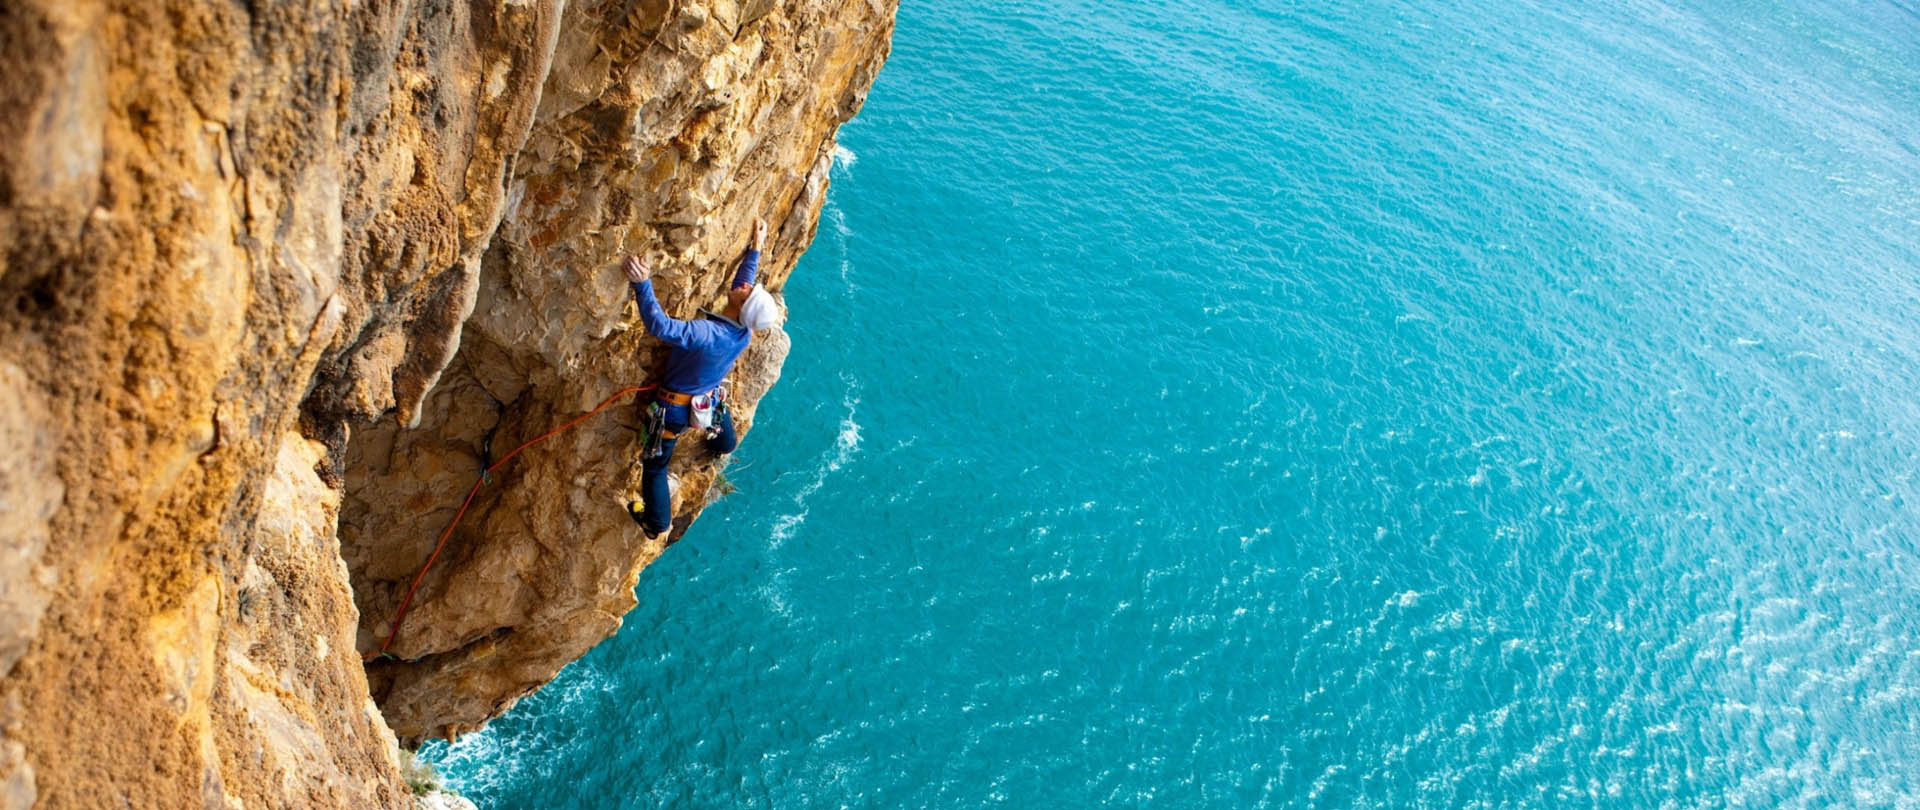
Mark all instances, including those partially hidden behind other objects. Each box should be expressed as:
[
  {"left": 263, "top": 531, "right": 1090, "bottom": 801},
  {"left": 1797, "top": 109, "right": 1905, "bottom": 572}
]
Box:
[{"left": 640, "top": 401, "right": 737, "bottom": 534}]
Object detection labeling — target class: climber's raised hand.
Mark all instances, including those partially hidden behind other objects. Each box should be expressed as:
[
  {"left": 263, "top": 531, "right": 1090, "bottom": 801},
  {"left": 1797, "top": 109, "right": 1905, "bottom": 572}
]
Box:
[
  {"left": 623, "top": 255, "right": 651, "bottom": 284},
  {"left": 752, "top": 219, "right": 768, "bottom": 252}
]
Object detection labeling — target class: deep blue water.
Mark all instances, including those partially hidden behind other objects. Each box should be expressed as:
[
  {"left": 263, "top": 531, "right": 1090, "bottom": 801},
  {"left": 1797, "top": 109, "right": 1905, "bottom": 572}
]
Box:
[{"left": 425, "top": 1, "right": 1920, "bottom": 806}]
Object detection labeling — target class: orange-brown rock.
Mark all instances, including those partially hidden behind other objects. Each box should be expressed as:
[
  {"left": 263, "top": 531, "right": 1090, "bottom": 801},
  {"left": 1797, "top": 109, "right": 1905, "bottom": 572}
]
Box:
[{"left": 0, "top": 0, "right": 894, "bottom": 807}]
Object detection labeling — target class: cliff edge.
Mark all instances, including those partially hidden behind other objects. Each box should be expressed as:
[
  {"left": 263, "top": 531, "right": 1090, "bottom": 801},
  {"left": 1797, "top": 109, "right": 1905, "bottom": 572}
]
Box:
[{"left": 0, "top": 1, "right": 895, "bottom": 807}]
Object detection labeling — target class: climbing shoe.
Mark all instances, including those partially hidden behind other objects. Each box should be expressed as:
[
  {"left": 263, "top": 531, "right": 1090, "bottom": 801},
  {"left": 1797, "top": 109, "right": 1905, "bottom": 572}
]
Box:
[
  {"left": 627, "top": 474, "right": 678, "bottom": 537},
  {"left": 633, "top": 499, "right": 664, "bottom": 537}
]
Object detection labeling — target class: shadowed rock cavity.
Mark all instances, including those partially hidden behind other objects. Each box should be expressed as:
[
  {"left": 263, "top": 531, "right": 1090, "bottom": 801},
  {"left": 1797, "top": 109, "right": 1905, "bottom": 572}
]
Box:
[{"left": 0, "top": 0, "right": 894, "bottom": 806}]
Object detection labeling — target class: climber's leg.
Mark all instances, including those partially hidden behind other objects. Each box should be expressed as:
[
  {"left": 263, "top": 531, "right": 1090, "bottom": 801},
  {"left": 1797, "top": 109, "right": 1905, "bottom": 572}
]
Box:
[{"left": 630, "top": 405, "right": 689, "bottom": 535}]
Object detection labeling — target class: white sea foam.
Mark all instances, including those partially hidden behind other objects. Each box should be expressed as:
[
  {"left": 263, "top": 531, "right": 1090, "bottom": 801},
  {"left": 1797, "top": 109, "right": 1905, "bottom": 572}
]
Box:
[
  {"left": 758, "top": 577, "right": 794, "bottom": 619},
  {"left": 828, "top": 201, "right": 852, "bottom": 240},
  {"left": 432, "top": 662, "right": 612, "bottom": 797},
  {"left": 761, "top": 205, "right": 859, "bottom": 551},
  {"left": 825, "top": 204, "right": 858, "bottom": 292},
  {"left": 769, "top": 377, "right": 863, "bottom": 547}
]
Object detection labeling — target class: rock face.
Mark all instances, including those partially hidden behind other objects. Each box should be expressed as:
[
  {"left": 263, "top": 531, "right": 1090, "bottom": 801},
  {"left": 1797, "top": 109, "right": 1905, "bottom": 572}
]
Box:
[{"left": 0, "top": 0, "right": 894, "bottom": 807}]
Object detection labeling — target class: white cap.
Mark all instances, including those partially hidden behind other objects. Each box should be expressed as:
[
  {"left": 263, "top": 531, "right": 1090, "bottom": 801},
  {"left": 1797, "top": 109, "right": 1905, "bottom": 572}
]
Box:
[{"left": 740, "top": 286, "right": 781, "bottom": 331}]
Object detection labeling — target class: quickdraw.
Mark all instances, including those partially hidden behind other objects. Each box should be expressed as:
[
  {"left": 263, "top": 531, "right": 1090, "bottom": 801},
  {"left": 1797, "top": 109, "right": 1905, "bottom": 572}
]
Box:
[{"left": 639, "top": 400, "right": 674, "bottom": 461}]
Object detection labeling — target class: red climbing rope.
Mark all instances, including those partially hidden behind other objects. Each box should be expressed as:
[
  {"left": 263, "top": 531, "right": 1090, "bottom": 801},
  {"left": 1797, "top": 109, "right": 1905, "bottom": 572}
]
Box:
[{"left": 364, "top": 383, "right": 658, "bottom": 662}]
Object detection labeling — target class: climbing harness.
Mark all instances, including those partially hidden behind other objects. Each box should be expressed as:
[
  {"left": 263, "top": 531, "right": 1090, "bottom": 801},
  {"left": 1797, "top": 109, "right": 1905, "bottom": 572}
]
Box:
[
  {"left": 630, "top": 383, "right": 731, "bottom": 529},
  {"left": 641, "top": 383, "right": 731, "bottom": 459},
  {"left": 363, "top": 382, "right": 657, "bottom": 662}
]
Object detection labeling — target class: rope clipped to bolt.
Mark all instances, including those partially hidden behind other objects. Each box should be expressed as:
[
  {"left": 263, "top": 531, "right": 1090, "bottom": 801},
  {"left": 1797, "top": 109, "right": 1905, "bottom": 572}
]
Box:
[{"left": 364, "top": 383, "right": 658, "bottom": 662}]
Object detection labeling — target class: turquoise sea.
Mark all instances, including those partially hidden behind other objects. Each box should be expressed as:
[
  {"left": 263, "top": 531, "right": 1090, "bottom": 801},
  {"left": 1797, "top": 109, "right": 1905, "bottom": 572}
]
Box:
[{"left": 425, "top": 0, "right": 1920, "bottom": 806}]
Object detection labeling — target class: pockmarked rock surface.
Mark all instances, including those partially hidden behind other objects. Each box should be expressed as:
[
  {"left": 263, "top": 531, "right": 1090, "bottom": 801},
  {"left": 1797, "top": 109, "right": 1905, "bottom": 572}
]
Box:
[{"left": 0, "top": 0, "right": 894, "bottom": 806}]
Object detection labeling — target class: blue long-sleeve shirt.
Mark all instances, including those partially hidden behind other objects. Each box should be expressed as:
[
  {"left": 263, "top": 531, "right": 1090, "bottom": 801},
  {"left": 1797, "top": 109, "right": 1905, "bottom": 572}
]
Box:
[
  {"left": 732, "top": 249, "right": 759, "bottom": 287},
  {"left": 629, "top": 249, "right": 761, "bottom": 395}
]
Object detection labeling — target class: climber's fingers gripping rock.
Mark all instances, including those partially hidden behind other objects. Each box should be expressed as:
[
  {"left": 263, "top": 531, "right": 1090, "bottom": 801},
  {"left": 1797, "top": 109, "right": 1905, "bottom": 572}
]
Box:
[{"left": 623, "top": 255, "right": 651, "bottom": 284}]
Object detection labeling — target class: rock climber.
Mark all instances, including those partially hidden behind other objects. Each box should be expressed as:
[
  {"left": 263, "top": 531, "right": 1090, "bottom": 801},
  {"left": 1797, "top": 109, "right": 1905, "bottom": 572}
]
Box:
[{"left": 622, "top": 219, "right": 782, "bottom": 537}]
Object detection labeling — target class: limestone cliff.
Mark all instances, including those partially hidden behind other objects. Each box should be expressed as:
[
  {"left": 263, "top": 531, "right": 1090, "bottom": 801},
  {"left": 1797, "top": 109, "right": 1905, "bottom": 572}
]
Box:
[{"left": 0, "top": 1, "right": 894, "bottom": 807}]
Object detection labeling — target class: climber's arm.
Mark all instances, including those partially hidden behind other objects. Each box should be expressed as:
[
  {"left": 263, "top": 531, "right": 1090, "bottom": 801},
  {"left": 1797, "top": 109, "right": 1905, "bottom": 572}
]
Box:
[
  {"left": 732, "top": 219, "right": 768, "bottom": 288},
  {"left": 624, "top": 256, "right": 695, "bottom": 347}
]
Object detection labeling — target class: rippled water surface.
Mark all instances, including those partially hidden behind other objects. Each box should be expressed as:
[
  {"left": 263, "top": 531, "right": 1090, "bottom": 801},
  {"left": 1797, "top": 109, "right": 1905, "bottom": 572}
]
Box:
[{"left": 426, "top": 1, "right": 1920, "bottom": 806}]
